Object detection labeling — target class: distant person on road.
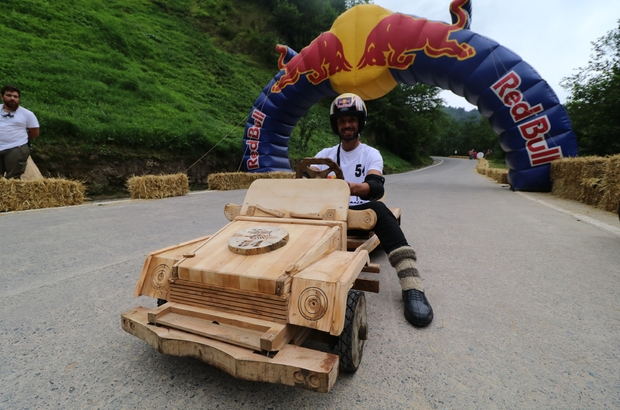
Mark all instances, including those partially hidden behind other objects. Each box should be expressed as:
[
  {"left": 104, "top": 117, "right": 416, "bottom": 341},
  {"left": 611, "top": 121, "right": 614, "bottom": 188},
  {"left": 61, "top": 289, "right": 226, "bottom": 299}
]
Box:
[
  {"left": 310, "top": 93, "right": 433, "bottom": 327},
  {"left": 0, "top": 85, "right": 39, "bottom": 179}
]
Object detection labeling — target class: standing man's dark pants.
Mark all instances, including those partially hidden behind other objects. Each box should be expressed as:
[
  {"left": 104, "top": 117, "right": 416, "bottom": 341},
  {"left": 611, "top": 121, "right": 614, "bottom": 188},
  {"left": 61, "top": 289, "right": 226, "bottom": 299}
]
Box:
[{"left": 0, "top": 143, "right": 29, "bottom": 179}]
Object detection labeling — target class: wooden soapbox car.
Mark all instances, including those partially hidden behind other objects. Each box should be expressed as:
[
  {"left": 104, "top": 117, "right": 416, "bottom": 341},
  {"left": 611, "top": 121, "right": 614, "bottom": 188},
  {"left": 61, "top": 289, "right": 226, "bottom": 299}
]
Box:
[{"left": 121, "top": 159, "right": 400, "bottom": 392}]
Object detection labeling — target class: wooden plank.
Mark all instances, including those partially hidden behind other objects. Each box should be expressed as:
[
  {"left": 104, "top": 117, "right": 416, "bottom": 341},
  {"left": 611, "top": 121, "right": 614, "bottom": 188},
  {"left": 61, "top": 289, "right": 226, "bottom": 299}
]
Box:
[
  {"left": 171, "top": 279, "right": 288, "bottom": 303},
  {"left": 260, "top": 324, "right": 300, "bottom": 351},
  {"left": 149, "top": 303, "right": 293, "bottom": 351},
  {"left": 347, "top": 234, "right": 380, "bottom": 253},
  {"left": 168, "top": 292, "right": 289, "bottom": 322},
  {"left": 284, "top": 226, "right": 341, "bottom": 276},
  {"left": 352, "top": 278, "right": 380, "bottom": 293},
  {"left": 240, "top": 179, "right": 350, "bottom": 221},
  {"left": 156, "top": 312, "right": 265, "bottom": 351},
  {"left": 134, "top": 235, "right": 211, "bottom": 298},
  {"left": 361, "top": 263, "right": 381, "bottom": 273},
  {"left": 122, "top": 307, "right": 339, "bottom": 392}
]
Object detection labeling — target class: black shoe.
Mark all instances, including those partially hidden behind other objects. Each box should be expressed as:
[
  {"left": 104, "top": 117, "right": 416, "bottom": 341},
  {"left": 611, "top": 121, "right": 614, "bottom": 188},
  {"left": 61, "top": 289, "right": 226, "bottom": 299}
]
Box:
[{"left": 402, "top": 289, "right": 434, "bottom": 327}]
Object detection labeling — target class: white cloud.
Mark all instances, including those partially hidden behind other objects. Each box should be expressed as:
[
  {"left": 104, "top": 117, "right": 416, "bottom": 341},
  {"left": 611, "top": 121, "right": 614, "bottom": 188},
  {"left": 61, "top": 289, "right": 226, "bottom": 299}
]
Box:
[{"left": 372, "top": 0, "right": 620, "bottom": 109}]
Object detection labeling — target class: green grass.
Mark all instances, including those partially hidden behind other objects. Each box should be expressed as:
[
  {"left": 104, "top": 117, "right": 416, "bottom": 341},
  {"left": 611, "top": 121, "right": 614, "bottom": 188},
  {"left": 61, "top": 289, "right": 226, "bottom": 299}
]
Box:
[
  {"left": 487, "top": 158, "right": 508, "bottom": 169},
  {"left": 1, "top": 0, "right": 275, "bottom": 156}
]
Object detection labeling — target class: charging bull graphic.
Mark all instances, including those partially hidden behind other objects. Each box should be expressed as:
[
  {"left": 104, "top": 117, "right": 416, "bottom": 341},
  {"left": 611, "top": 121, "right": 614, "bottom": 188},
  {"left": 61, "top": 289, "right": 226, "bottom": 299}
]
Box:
[
  {"left": 271, "top": 32, "right": 352, "bottom": 93},
  {"left": 243, "top": 0, "right": 578, "bottom": 191},
  {"left": 357, "top": 0, "right": 475, "bottom": 70}
]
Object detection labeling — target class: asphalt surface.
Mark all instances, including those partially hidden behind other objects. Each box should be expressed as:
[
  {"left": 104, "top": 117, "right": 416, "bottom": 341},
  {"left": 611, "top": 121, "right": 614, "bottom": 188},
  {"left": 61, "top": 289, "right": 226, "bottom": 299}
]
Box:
[{"left": 1, "top": 157, "right": 619, "bottom": 409}]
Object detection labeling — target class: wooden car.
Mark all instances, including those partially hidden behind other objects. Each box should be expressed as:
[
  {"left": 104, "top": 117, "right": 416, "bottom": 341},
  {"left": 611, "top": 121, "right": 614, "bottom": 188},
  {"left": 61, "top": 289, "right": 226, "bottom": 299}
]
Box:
[{"left": 121, "top": 159, "right": 399, "bottom": 392}]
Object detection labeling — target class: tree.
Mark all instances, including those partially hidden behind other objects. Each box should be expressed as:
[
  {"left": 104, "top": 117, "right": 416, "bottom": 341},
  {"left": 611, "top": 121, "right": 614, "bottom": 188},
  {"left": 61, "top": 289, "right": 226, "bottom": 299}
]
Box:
[
  {"left": 561, "top": 20, "right": 620, "bottom": 156},
  {"left": 271, "top": 0, "right": 340, "bottom": 52},
  {"left": 365, "top": 84, "right": 444, "bottom": 164}
]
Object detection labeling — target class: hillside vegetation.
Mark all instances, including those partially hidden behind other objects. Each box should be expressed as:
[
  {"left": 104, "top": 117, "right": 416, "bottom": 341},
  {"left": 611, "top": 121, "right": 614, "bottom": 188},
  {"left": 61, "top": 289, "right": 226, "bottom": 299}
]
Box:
[{"left": 1, "top": 0, "right": 279, "bottom": 156}]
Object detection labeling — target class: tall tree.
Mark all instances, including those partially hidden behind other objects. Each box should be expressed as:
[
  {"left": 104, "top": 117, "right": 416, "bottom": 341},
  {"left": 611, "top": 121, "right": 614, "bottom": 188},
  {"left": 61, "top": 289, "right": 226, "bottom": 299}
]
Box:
[
  {"left": 365, "top": 84, "right": 443, "bottom": 164},
  {"left": 561, "top": 20, "right": 620, "bottom": 156}
]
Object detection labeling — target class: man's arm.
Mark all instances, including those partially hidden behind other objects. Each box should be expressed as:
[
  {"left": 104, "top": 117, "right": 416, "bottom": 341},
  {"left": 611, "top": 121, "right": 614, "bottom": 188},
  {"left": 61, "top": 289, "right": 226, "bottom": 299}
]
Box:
[
  {"left": 27, "top": 128, "right": 39, "bottom": 140},
  {"left": 348, "top": 169, "right": 382, "bottom": 198}
]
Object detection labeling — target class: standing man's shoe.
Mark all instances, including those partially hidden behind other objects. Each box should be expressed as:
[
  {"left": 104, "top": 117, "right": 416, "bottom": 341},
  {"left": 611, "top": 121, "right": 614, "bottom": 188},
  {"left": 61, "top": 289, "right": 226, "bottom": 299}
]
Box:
[{"left": 402, "top": 289, "right": 433, "bottom": 327}]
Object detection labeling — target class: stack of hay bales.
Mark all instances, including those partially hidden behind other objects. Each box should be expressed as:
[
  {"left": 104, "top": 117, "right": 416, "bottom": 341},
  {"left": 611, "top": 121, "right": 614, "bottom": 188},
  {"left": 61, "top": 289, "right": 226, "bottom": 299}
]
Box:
[
  {"left": 476, "top": 158, "right": 489, "bottom": 175},
  {"left": 127, "top": 173, "right": 189, "bottom": 200},
  {"left": 487, "top": 168, "right": 509, "bottom": 184},
  {"left": 476, "top": 158, "right": 509, "bottom": 184},
  {"left": 0, "top": 178, "right": 86, "bottom": 212},
  {"left": 207, "top": 171, "right": 294, "bottom": 191}
]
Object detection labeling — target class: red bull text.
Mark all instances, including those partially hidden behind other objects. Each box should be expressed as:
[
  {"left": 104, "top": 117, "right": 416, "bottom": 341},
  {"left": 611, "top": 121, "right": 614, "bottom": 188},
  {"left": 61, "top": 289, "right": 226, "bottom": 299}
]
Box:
[
  {"left": 246, "top": 109, "right": 266, "bottom": 170},
  {"left": 492, "top": 71, "right": 562, "bottom": 166},
  {"left": 271, "top": 32, "right": 352, "bottom": 93}
]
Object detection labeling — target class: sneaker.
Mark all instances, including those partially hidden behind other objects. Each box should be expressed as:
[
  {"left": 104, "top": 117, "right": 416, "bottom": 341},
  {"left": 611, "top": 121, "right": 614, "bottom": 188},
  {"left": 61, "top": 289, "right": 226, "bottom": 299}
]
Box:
[{"left": 402, "top": 289, "right": 433, "bottom": 327}]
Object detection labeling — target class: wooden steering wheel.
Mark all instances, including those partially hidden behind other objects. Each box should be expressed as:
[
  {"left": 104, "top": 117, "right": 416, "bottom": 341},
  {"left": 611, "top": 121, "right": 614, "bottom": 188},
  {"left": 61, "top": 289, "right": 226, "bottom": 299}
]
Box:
[{"left": 295, "top": 157, "right": 344, "bottom": 180}]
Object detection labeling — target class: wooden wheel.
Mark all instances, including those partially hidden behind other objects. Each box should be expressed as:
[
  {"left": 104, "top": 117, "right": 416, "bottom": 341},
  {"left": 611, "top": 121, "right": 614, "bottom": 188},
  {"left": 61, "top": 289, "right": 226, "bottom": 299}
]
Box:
[
  {"left": 337, "top": 290, "right": 367, "bottom": 373},
  {"left": 296, "top": 157, "right": 344, "bottom": 180}
]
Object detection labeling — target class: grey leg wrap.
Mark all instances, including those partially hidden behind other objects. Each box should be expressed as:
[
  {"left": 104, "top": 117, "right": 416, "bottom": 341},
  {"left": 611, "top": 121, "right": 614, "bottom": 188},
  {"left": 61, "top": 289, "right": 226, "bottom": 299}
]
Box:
[{"left": 388, "top": 246, "right": 423, "bottom": 292}]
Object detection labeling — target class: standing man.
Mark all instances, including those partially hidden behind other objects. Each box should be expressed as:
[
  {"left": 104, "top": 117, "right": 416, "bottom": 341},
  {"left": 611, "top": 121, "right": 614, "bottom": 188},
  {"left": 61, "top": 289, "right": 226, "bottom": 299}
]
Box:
[
  {"left": 313, "top": 93, "right": 433, "bottom": 327},
  {"left": 0, "top": 85, "right": 40, "bottom": 179}
]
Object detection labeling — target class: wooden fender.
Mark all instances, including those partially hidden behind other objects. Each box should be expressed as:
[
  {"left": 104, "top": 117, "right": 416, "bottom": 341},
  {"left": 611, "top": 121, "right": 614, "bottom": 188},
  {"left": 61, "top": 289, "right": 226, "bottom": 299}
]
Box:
[{"left": 121, "top": 307, "right": 338, "bottom": 392}]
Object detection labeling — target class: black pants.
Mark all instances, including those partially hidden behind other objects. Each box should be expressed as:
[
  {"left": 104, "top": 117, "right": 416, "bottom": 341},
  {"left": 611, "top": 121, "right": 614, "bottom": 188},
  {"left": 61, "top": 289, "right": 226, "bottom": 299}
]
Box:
[{"left": 350, "top": 201, "right": 408, "bottom": 254}]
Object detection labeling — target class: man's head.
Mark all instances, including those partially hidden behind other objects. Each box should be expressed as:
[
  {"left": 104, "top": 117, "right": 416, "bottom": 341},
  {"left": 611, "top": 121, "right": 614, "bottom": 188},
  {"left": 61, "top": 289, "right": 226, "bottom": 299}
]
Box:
[
  {"left": 1, "top": 85, "right": 21, "bottom": 111},
  {"left": 329, "top": 93, "right": 367, "bottom": 140}
]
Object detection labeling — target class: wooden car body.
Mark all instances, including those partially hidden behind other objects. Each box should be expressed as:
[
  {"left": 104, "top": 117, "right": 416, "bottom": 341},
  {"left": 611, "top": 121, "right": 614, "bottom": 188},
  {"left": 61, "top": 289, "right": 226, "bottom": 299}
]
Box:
[{"left": 121, "top": 178, "right": 395, "bottom": 392}]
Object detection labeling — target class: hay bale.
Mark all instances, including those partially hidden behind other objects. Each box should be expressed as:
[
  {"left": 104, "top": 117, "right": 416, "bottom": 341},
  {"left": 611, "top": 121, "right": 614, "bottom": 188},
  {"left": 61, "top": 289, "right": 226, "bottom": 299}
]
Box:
[
  {"left": 598, "top": 154, "right": 620, "bottom": 213},
  {"left": 0, "top": 177, "right": 85, "bottom": 212},
  {"left": 492, "top": 169, "right": 509, "bottom": 184},
  {"left": 207, "top": 172, "right": 294, "bottom": 191},
  {"left": 476, "top": 159, "right": 488, "bottom": 175},
  {"left": 127, "top": 173, "right": 189, "bottom": 200},
  {"left": 550, "top": 157, "right": 601, "bottom": 201},
  {"left": 581, "top": 177, "right": 604, "bottom": 206}
]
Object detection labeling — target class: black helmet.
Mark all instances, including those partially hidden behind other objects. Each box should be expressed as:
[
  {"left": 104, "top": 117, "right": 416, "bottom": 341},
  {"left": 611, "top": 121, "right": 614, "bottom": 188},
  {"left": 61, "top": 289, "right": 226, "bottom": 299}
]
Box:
[{"left": 329, "top": 93, "right": 367, "bottom": 136}]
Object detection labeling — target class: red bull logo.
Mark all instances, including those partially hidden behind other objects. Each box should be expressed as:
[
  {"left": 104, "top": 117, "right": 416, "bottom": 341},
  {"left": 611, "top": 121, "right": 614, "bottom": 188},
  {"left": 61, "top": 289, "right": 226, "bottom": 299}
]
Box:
[
  {"left": 271, "top": 32, "right": 352, "bottom": 93},
  {"left": 492, "top": 71, "right": 562, "bottom": 166},
  {"left": 357, "top": 11, "right": 475, "bottom": 70},
  {"left": 270, "top": 1, "right": 476, "bottom": 98}
]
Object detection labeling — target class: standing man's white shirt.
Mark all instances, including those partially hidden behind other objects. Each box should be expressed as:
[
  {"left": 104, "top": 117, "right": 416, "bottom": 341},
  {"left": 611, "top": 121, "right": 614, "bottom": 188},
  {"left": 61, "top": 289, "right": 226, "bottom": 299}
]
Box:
[{"left": 0, "top": 105, "right": 39, "bottom": 151}]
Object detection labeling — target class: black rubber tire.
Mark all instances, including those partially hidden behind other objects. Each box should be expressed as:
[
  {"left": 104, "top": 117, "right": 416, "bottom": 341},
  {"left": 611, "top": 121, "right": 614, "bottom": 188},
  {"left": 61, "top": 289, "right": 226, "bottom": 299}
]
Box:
[{"left": 337, "top": 290, "right": 367, "bottom": 373}]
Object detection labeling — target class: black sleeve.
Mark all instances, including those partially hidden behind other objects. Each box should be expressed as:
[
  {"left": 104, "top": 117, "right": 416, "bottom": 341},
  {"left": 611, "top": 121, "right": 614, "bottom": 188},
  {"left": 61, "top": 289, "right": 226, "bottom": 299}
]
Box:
[{"left": 360, "top": 173, "right": 385, "bottom": 200}]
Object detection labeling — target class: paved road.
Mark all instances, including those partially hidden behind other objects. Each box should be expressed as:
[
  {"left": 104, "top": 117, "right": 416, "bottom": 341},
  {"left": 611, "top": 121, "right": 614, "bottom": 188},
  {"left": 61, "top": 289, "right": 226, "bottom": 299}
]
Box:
[{"left": 1, "top": 157, "right": 619, "bottom": 409}]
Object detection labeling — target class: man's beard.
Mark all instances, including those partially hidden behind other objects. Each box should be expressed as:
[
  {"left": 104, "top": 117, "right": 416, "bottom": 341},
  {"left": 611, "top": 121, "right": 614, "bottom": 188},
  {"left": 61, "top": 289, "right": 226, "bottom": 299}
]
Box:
[
  {"left": 2, "top": 100, "right": 18, "bottom": 111},
  {"left": 340, "top": 129, "right": 358, "bottom": 142}
]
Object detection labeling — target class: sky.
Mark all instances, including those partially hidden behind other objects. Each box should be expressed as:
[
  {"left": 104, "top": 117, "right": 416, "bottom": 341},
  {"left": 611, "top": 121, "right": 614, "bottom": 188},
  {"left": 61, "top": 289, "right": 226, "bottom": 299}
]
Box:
[{"left": 372, "top": 0, "right": 620, "bottom": 109}]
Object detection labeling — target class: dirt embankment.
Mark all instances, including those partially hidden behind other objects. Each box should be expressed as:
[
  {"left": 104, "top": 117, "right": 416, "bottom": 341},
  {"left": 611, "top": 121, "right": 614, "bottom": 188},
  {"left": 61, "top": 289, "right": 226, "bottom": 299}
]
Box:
[{"left": 31, "top": 145, "right": 239, "bottom": 196}]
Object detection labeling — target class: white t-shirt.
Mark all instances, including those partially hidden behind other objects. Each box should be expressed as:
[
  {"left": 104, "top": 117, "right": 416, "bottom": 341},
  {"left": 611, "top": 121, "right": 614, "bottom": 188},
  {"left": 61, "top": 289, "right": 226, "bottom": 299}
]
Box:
[
  {"left": 315, "top": 142, "right": 383, "bottom": 206},
  {"left": 0, "top": 105, "right": 39, "bottom": 151}
]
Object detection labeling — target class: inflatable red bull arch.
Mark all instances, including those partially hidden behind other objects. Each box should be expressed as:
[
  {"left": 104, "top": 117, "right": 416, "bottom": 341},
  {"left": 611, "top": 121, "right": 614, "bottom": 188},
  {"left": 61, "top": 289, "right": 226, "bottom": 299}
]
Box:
[{"left": 242, "top": 0, "right": 578, "bottom": 191}]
